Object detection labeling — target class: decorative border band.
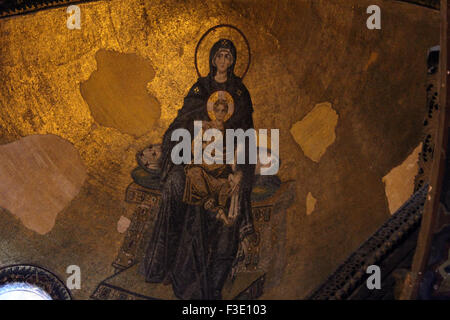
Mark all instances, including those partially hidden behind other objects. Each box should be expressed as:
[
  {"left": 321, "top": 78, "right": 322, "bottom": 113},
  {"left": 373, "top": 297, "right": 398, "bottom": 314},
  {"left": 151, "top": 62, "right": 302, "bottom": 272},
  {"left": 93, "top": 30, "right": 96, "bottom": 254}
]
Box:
[
  {"left": 0, "top": 0, "right": 103, "bottom": 19},
  {"left": 0, "top": 0, "right": 439, "bottom": 20}
]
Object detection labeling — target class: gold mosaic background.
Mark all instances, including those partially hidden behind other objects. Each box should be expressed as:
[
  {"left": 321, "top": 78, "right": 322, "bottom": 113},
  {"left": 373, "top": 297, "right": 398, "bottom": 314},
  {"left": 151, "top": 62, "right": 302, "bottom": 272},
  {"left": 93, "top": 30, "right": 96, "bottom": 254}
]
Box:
[{"left": 0, "top": 0, "right": 440, "bottom": 299}]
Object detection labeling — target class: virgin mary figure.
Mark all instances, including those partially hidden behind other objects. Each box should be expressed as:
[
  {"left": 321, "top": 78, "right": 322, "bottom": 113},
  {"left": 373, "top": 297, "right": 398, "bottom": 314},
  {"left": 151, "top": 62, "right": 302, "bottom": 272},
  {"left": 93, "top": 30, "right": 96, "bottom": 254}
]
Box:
[{"left": 141, "top": 38, "right": 255, "bottom": 300}]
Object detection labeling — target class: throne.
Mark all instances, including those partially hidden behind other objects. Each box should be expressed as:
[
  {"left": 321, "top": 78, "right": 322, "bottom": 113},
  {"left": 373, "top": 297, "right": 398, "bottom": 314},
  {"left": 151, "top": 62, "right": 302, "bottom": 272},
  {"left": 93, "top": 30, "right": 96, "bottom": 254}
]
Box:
[{"left": 91, "top": 145, "right": 295, "bottom": 300}]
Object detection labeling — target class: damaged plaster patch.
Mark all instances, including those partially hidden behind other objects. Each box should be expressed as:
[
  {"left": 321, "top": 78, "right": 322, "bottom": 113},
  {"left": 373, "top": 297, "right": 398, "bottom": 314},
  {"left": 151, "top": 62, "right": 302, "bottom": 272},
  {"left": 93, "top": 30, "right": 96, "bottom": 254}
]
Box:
[
  {"left": 80, "top": 49, "right": 161, "bottom": 137},
  {"left": 382, "top": 143, "right": 422, "bottom": 214},
  {"left": 290, "top": 102, "right": 338, "bottom": 162},
  {"left": 306, "top": 192, "right": 317, "bottom": 215},
  {"left": 117, "top": 215, "right": 131, "bottom": 233},
  {"left": 0, "top": 134, "right": 87, "bottom": 234}
]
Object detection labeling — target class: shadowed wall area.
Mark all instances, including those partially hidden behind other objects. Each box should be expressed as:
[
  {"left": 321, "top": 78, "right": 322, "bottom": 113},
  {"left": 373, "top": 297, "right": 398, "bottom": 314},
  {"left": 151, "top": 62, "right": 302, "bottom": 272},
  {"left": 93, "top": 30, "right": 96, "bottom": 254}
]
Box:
[{"left": 0, "top": 0, "right": 439, "bottom": 299}]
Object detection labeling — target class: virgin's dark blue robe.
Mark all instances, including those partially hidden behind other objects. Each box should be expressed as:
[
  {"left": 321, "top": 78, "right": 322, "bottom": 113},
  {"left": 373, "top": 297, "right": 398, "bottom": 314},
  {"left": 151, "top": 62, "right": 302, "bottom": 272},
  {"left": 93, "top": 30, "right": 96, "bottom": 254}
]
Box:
[{"left": 141, "top": 39, "right": 256, "bottom": 299}]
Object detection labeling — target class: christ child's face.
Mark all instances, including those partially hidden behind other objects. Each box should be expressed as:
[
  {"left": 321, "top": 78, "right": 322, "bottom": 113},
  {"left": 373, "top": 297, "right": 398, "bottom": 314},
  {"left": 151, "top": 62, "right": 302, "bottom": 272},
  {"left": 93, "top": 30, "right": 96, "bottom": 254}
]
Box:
[{"left": 214, "top": 103, "right": 228, "bottom": 122}]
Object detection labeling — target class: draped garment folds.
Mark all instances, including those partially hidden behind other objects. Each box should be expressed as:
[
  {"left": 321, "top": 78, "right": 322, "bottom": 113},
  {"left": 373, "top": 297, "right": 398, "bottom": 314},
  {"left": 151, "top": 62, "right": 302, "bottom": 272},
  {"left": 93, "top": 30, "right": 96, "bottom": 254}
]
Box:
[{"left": 141, "top": 39, "right": 256, "bottom": 300}]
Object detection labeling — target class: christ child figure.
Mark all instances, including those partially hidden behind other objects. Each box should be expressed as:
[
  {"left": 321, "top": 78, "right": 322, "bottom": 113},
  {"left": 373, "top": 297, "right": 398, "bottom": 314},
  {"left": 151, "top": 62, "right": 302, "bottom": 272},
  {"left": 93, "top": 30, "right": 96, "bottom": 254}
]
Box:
[{"left": 183, "top": 98, "right": 242, "bottom": 226}]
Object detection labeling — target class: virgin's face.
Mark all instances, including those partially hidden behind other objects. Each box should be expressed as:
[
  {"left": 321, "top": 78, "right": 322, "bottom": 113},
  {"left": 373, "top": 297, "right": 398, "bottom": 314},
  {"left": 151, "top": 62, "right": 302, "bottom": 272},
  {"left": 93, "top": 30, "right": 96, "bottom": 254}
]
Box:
[{"left": 214, "top": 49, "right": 233, "bottom": 74}]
